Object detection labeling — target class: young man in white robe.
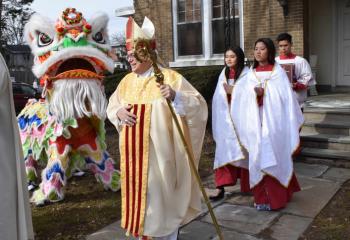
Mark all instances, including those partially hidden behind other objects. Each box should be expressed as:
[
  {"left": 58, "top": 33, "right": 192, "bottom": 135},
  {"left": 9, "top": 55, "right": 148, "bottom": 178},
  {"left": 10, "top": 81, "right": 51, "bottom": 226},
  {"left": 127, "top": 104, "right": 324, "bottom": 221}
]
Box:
[
  {"left": 275, "top": 32, "right": 316, "bottom": 108},
  {"left": 107, "top": 17, "right": 208, "bottom": 239},
  {"left": 0, "top": 53, "right": 34, "bottom": 239},
  {"left": 231, "top": 38, "right": 304, "bottom": 211}
]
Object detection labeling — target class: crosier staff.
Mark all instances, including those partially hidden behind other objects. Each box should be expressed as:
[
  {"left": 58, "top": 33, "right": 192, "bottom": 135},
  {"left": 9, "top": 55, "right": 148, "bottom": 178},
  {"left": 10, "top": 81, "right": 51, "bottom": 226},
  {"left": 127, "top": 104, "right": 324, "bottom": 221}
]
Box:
[{"left": 134, "top": 39, "right": 224, "bottom": 240}]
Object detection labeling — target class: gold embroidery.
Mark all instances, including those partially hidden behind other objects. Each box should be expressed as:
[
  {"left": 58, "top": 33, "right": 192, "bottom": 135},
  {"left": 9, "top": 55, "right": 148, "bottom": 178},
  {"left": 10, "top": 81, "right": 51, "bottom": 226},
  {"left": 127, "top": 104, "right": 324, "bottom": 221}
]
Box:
[{"left": 118, "top": 68, "right": 182, "bottom": 104}]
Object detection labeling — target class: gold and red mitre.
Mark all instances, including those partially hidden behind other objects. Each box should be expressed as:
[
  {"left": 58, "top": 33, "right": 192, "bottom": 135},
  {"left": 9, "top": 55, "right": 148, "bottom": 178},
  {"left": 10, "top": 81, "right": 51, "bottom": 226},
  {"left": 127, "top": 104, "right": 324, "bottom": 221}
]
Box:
[
  {"left": 126, "top": 17, "right": 166, "bottom": 84},
  {"left": 126, "top": 16, "right": 156, "bottom": 52}
]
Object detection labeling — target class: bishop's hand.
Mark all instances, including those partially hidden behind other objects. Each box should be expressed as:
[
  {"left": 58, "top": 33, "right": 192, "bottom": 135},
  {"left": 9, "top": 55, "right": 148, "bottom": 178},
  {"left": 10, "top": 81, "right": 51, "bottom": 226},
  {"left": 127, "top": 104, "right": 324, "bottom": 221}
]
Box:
[
  {"left": 117, "top": 104, "right": 137, "bottom": 127},
  {"left": 157, "top": 83, "right": 176, "bottom": 101}
]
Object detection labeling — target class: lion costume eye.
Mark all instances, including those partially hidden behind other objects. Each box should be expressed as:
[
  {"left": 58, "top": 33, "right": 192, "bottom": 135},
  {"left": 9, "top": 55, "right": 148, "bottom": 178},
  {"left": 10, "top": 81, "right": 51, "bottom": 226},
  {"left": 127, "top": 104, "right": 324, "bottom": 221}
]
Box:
[
  {"left": 92, "top": 32, "right": 105, "bottom": 44},
  {"left": 38, "top": 32, "right": 53, "bottom": 47}
]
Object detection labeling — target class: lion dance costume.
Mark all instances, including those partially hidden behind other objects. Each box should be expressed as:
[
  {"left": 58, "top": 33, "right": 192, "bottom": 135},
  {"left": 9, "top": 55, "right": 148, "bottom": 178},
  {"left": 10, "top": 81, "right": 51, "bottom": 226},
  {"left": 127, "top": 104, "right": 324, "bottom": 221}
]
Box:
[{"left": 17, "top": 8, "right": 120, "bottom": 205}]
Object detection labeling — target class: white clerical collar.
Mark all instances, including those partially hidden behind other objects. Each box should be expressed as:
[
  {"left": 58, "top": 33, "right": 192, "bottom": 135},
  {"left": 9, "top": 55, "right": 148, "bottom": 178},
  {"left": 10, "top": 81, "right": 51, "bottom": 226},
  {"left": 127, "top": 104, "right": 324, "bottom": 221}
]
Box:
[{"left": 137, "top": 67, "right": 153, "bottom": 78}]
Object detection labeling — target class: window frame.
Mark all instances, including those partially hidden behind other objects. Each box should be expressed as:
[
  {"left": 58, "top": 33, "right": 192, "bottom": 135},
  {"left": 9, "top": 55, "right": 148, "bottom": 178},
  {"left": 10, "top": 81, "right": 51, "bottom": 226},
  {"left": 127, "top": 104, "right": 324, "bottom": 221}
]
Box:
[
  {"left": 171, "top": 0, "right": 244, "bottom": 66},
  {"left": 174, "top": 0, "right": 205, "bottom": 59}
]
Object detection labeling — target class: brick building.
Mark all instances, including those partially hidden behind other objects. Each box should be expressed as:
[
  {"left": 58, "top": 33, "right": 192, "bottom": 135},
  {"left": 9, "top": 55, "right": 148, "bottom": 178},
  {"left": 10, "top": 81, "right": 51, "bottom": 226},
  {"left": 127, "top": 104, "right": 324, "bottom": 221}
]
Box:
[{"left": 129, "top": 0, "right": 350, "bottom": 89}]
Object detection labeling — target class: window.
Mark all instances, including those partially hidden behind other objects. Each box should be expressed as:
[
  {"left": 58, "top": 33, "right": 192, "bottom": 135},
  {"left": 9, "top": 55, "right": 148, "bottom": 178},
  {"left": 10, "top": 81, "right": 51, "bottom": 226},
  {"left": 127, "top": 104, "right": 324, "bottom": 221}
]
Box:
[
  {"left": 212, "top": 0, "right": 240, "bottom": 54},
  {"left": 172, "top": 0, "right": 243, "bottom": 66},
  {"left": 177, "top": 0, "right": 203, "bottom": 56}
]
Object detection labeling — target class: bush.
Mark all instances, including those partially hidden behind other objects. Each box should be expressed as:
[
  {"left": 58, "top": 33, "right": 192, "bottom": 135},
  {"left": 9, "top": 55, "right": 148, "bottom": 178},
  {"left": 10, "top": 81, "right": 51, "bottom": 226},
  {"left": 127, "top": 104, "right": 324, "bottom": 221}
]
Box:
[
  {"left": 175, "top": 66, "right": 223, "bottom": 101},
  {"left": 104, "top": 70, "right": 129, "bottom": 98}
]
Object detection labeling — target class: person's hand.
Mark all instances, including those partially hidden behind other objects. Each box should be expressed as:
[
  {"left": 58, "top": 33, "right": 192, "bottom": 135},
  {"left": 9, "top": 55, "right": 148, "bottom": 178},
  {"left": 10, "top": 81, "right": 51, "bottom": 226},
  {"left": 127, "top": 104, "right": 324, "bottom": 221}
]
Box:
[
  {"left": 223, "top": 82, "right": 233, "bottom": 94},
  {"left": 293, "top": 82, "right": 307, "bottom": 91},
  {"left": 157, "top": 83, "right": 176, "bottom": 101},
  {"left": 254, "top": 86, "right": 264, "bottom": 97},
  {"left": 116, "top": 105, "right": 137, "bottom": 127}
]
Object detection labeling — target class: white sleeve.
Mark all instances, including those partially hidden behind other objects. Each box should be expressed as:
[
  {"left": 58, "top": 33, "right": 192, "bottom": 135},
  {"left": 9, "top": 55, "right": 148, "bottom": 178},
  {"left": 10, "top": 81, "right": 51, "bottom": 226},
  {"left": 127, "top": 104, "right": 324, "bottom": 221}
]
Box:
[
  {"left": 106, "top": 86, "right": 124, "bottom": 132},
  {"left": 171, "top": 91, "right": 186, "bottom": 116},
  {"left": 296, "top": 58, "right": 313, "bottom": 86}
]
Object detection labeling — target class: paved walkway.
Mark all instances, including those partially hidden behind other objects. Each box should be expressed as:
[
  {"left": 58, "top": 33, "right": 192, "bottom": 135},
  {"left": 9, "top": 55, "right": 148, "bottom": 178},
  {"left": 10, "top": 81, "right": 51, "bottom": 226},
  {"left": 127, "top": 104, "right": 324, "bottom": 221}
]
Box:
[{"left": 87, "top": 163, "right": 350, "bottom": 240}]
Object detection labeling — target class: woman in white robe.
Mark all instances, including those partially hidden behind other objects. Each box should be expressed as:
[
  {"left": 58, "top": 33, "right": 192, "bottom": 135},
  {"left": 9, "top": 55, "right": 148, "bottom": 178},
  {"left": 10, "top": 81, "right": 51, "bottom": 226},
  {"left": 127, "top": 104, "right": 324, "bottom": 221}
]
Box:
[
  {"left": 0, "top": 53, "right": 34, "bottom": 239},
  {"left": 231, "top": 38, "right": 304, "bottom": 211},
  {"left": 210, "top": 46, "right": 250, "bottom": 201}
]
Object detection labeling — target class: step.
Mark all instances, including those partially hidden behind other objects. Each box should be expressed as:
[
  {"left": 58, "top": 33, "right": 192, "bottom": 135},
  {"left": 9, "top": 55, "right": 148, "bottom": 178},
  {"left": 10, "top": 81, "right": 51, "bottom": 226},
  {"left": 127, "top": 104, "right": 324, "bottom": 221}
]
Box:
[
  {"left": 297, "top": 147, "right": 350, "bottom": 168},
  {"left": 301, "top": 121, "right": 350, "bottom": 136},
  {"left": 303, "top": 107, "right": 350, "bottom": 123},
  {"left": 300, "top": 133, "right": 350, "bottom": 151}
]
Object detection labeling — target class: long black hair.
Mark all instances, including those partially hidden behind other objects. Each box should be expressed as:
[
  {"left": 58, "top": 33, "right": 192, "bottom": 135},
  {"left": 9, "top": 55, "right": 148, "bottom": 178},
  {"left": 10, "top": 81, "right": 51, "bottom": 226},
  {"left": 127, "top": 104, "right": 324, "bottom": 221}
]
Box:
[
  {"left": 224, "top": 46, "right": 245, "bottom": 80},
  {"left": 253, "top": 38, "right": 276, "bottom": 69}
]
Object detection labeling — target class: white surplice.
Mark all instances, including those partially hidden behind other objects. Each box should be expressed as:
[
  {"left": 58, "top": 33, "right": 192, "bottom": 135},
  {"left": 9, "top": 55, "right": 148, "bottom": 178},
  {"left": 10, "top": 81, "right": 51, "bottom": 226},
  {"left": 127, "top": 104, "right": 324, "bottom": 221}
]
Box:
[
  {"left": 0, "top": 54, "right": 34, "bottom": 240},
  {"left": 231, "top": 64, "right": 304, "bottom": 188},
  {"left": 212, "top": 67, "right": 249, "bottom": 169}
]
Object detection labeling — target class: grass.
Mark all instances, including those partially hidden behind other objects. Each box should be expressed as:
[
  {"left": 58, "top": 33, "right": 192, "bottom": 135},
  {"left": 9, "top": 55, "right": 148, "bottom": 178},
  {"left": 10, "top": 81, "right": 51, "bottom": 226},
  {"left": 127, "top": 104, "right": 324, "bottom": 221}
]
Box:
[{"left": 31, "top": 124, "right": 215, "bottom": 240}]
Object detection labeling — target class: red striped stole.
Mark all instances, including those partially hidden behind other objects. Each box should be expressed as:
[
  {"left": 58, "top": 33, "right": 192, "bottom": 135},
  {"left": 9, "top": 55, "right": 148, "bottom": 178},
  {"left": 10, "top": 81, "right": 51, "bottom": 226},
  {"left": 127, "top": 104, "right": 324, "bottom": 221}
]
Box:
[{"left": 120, "top": 103, "right": 151, "bottom": 237}]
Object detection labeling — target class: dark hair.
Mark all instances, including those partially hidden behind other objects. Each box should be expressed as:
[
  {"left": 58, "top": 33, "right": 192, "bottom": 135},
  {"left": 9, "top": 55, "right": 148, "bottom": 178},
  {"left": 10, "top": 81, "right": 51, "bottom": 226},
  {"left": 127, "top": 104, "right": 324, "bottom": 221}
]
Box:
[
  {"left": 276, "top": 32, "right": 292, "bottom": 43},
  {"left": 253, "top": 38, "right": 276, "bottom": 68},
  {"left": 224, "top": 46, "right": 245, "bottom": 80}
]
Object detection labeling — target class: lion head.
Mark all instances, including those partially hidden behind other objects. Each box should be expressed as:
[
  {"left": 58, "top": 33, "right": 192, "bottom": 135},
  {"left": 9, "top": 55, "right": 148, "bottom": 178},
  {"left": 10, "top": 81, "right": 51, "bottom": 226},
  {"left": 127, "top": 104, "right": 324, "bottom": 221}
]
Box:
[{"left": 25, "top": 8, "right": 115, "bottom": 121}]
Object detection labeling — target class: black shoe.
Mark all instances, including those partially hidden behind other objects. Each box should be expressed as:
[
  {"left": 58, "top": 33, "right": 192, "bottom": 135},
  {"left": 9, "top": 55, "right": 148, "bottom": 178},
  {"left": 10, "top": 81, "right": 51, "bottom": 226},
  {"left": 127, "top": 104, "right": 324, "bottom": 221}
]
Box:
[{"left": 209, "top": 188, "right": 225, "bottom": 201}]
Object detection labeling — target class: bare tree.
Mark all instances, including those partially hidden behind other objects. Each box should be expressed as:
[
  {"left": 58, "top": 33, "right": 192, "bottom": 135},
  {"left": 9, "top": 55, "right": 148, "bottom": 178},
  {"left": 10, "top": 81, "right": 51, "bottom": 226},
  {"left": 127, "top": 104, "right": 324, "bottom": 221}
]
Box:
[
  {"left": 1, "top": 0, "right": 33, "bottom": 46},
  {"left": 110, "top": 32, "right": 126, "bottom": 46}
]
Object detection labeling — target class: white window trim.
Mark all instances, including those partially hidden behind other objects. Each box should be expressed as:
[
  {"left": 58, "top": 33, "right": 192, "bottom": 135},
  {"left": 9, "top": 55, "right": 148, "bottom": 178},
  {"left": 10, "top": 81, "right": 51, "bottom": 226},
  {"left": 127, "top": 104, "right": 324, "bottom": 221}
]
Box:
[{"left": 170, "top": 0, "right": 244, "bottom": 67}]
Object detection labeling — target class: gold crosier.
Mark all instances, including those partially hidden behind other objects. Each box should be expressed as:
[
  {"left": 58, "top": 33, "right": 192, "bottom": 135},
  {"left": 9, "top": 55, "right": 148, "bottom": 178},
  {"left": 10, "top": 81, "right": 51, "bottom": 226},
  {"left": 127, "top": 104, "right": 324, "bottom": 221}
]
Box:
[{"left": 133, "top": 39, "right": 224, "bottom": 240}]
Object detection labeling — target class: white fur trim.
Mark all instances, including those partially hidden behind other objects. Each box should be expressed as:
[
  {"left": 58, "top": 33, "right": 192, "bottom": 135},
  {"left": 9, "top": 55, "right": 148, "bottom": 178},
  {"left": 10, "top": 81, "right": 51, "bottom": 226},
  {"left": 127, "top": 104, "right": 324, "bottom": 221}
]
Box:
[
  {"left": 24, "top": 13, "right": 58, "bottom": 54},
  {"left": 32, "top": 46, "right": 114, "bottom": 78},
  {"left": 50, "top": 79, "right": 107, "bottom": 121}
]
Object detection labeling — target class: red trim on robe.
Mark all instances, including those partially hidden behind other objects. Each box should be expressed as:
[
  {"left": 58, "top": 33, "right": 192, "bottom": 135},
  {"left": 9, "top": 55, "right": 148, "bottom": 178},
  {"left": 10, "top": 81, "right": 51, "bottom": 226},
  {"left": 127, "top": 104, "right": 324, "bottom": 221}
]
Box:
[
  {"left": 229, "top": 68, "right": 235, "bottom": 79},
  {"left": 130, "top": 105, "right": 138, "bottom": 234},
  {"left": 215, "top": 165, "right": 251, "bottom": 193},
  {"left": 125, "top": 125, "right": 130, "bottom": 229},
  {"left": 255, "top": 64, "right": 274, "bottom": 72},
  {"left": 135, "top": 104, "right": 145, "bottom": 234},
  {"left": 279, "top": 53, "right": 297, "bottom": 60},
  {"left": 252, "top": 173, "right": 301, "bottom": 210}
]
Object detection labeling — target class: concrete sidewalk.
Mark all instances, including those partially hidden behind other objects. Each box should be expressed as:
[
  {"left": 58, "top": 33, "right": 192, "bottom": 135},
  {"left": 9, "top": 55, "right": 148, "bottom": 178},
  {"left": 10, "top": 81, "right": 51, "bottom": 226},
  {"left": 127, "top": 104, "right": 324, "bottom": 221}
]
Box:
[{"left": 87, "top": 163, "right": 350, "bottom": 240}]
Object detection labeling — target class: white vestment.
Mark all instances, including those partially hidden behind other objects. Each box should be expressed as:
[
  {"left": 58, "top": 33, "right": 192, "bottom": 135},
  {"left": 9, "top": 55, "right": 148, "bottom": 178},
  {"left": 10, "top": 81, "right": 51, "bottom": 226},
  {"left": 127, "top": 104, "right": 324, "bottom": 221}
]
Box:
[
  {"left": 212, "top": 67, "right": 249, "bottom": 169},
  {"left": 0, "top": 54, "right": 34, "bottom": 240},
  {"left": 107, "top": 67, "right": 207, "bottom": 237},
  {"left": 231, "top": 64, "right": 304, "bottom": 188},
  {"left": 275, "top": 55, "right": 315, "bottom": 106}
]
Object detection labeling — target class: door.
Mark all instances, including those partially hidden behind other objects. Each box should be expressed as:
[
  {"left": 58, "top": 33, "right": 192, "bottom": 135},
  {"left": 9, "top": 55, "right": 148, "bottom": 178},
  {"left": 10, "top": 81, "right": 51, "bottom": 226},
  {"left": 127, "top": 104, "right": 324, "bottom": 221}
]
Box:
[{"left": 337, "top": 0, "right": 350, "bottom": 86}]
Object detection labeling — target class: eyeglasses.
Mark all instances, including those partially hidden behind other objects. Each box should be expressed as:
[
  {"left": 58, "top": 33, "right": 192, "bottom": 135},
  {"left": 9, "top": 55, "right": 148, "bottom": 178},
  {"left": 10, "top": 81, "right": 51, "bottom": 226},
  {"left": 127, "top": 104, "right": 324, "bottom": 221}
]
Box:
[{"left": 127, "top": 53, "right": 135, "bottom": 61}]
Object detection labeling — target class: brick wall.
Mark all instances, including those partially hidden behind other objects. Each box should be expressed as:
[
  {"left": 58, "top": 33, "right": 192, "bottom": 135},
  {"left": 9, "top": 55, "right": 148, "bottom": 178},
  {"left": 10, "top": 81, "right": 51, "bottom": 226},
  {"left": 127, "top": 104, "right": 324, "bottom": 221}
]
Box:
[
  {"left": 133, "top": 0, "right": 306, "bottom": 65},
  {"left": 133, "top": 0, "right": 174, "bottom": 66},
  {"left": 243, "top": 0, "right": 305, "bottom": 59}
]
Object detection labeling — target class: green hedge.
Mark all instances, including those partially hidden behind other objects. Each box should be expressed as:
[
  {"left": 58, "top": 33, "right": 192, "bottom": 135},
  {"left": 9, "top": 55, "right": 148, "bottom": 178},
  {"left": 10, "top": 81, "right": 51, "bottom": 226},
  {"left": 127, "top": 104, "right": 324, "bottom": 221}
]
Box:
[{"left": 104, "top": 65, "right": 223, "bottom": 102}]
